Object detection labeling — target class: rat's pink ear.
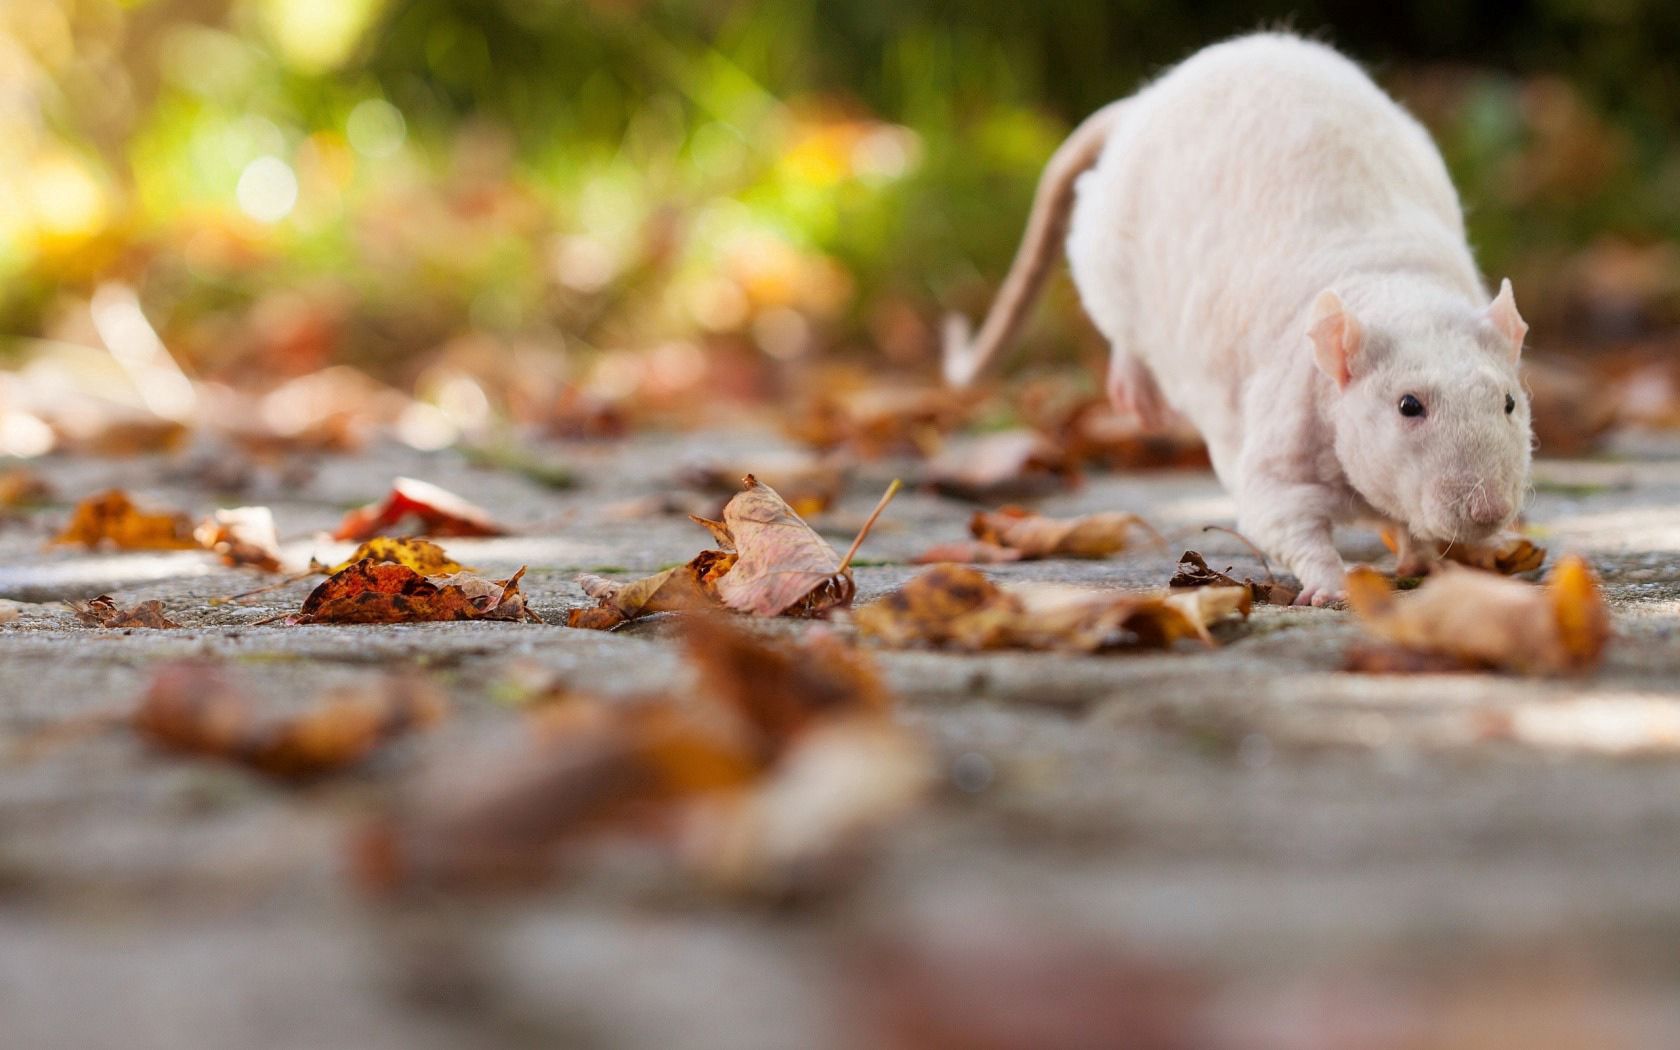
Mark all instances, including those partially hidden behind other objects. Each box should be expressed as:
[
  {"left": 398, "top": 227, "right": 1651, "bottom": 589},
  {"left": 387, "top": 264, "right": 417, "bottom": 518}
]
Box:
[
  {"left": 1308, "top": 290, "right": 1363, "bottom": 389},
  {"left": 1485, "top": 278, "right": 1528, "bottom": 362}
]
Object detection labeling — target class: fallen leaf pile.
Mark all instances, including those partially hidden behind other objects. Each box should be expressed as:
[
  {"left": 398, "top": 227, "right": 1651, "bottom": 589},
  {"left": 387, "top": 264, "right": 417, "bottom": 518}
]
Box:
[
  {"left": 69, "top": 595, "right": 181, "bottom": 629},
  {"left": 854, "top": 564, "right": 1249, "bottom": 653},
  {"left": 195, "top": 506, "right": 284, "bottom": 572},
  {"left": 917, "top": 506, "right": 1159, "bottom": 564},
  {"left": 355, "top": 615, "right": 930, "bottom": 892},
  {"left": 1169, "top": 550, "right": 1299, "bottom": 605},
  {"left": 923, "top": 430, "right": 1077, "bottom": 503},
  {"left": 53, "top": 490, "right": 198, "bottom": 550},
  {"left": 287, "top": 560, "right": 540, "bottom": 625},
  {"left": 133, "top": 662, "right": 444, "bottom": 779},
  {"left": 313, "top": 537, "right": 467, "bottom": 576},
  {"left": 570, "top": 474, "right": 889, "bottom": 629},
  {"left": 333, "top": 477, "right": 506, "bottom": 541},
  {"left": 1345, "top": 554, "right": 1609, "bottom": 675}
]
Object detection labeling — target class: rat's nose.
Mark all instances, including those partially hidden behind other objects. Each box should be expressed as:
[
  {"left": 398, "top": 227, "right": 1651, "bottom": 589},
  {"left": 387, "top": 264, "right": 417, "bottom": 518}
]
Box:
[{"left": 1466, "top": 491, "right": 1511, "bottom": 527}]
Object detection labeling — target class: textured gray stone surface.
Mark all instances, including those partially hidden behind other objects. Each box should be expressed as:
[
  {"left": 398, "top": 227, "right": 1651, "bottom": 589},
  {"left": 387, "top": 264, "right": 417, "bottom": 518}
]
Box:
[{"left": 4, "top": 428, "right": 1680, "bottom": 1048}]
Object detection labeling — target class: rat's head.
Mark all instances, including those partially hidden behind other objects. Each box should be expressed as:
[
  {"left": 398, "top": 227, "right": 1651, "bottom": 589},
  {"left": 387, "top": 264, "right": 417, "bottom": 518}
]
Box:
[{"left": 1310, "top": 279, "right": 1532, "bottom": 544}]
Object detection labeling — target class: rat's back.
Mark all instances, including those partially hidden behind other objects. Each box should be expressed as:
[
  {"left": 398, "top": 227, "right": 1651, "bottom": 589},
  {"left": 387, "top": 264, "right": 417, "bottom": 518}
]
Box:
[{"left": 1067, "top": 33, "right": 1479, "bottom": 474}]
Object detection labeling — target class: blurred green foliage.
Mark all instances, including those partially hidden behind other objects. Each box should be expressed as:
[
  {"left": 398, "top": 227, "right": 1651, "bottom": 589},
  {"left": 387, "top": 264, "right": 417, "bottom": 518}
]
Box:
[{"left": 4, "top": 0, "right": 1680, "bottom": 386}]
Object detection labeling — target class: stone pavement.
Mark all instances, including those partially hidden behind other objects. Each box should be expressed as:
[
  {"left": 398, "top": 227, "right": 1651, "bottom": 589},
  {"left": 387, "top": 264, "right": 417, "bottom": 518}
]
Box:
[{"left": 5, "top": 428, "right": 1680, "bottom": 1049}]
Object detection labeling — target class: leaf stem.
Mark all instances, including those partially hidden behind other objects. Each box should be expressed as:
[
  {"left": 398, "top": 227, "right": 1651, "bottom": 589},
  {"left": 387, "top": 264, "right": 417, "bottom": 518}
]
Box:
[{"left": 839, "top": 478, "right": 903, "bottom": 573}]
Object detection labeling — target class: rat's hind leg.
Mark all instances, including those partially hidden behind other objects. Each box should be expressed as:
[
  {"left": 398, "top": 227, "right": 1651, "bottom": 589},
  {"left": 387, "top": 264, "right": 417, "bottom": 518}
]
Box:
[{"left": 1105, "top": 348, "right": 1169, "bottom": 429}]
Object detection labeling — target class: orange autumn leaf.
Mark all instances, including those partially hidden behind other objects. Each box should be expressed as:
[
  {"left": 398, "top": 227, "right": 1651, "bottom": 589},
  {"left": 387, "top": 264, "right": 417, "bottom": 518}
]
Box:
[
  {"left": 133, "top": 662, "right": 444, "bottom": 780},
  {"left": 333, "top": 477, "right": 505, "bottom": 541},
  {"left": 53, "top": 490, "right": 198, "bottom": 550},
  {"left": 69, "top": 594, "right": 181, "bottom": 629},
  {"left": 313, "top": 537, "right": 467, "bottom": 576},
  {"left": 1345, "top": 554, "right": 1608, "bottom": 675},
  {"left": 924, "top": 430, "right": 1078, "bottom": 502},
  {"left": 288, "top": 560, "right": 540, "bottom": 625},
  {"left": 195, "top": 506, "right": 284, "bottom": 572},
  {"left": 853, "top": 563, "right": 1249, "bottom": 653},
  {"left": 0, "top": 467, "right": 51, "bottom": 510}
]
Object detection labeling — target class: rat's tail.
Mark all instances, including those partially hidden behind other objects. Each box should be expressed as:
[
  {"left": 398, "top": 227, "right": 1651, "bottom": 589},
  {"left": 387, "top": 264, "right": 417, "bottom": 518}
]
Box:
[{"left": 942, "top": 100, "right": 1125, "bottom": 388}]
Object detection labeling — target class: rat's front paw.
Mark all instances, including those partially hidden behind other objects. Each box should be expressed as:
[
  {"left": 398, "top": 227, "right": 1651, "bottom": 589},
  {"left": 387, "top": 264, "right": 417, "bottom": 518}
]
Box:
[{"left": 1292, "top": 571, "right": 1348, "bottom": 607}]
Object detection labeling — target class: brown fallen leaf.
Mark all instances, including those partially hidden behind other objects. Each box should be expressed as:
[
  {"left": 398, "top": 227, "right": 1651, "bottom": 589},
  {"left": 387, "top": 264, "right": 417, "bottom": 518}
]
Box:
[
  {"left": 1168, "top": 550, "right": 1299, "bottom": 605},
  {"left": 1380, "top": 528, "right": 1547, "bottom": 576},
  {"left": 333, "top": 477, "right": 505, "bottom": 541},
  {"left": 712, "top": 474, "right": 856, "bottom": 617},
  {"left": 912, "top": 540, "right": 1024, "bottom": 565},
  {"left": 0, "top": 467, "right": 51, "bottom": 511},
  {"left": 784, "top": 381, "right": 977, "bottom": 458},
  {"left": 312, "top": 536, "right": 468, "bottom": 576},
  {"left": 1523, "top": 354, "right": 1619, "bottom": 457},
  {"left": 567, "top": 549, "right": 737, "bottom": 629},
  {"left": 1345, "top": 555, "right": 1609, "bottom": 675},
  {"left": 1019, "top": 383, "right": 1210, "bottom": 470},
  {"left": 53, "top": 490, "right": 198, "bottom": 550},
  {"left": 355, "top": 616, "right": 929, "bottom": 893},
  {"left": 195, "top": 506, "right": 284, "bottom": 572},
  {"left": 924, "top": 430, "right": 1078, "bottom": 502},
  {"left": 133, "top": 662, "right": 444, "bottom": 779},
  {"left": 971, "top": 506, "right": 1159, "bottom": 558},
  {"left": 69, "top": 595, "right": 182, "bottom": 629},
  {"left": 853, "top": 564, "right": 1249, "bottom": 653},
  {"left": 287, "top": 560, "right": 540, "bottom": 625}
]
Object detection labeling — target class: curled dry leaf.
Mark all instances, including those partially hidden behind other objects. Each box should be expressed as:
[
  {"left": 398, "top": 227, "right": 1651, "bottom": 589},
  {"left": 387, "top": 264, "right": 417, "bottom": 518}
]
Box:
[
  {"left": 567, "top": 550, "right": 737, "bottom": 629},
  {"left": 1381, "top": 528, "right": 1547, "bottom": 576},
  {"left": 924, "top": 430, "right": 1077, "bottom": 503},
  {"left": 313, "top": 537, "right": 467, "bottom": 576},
  {"left": 853, "top": 563, "right": 1249, "bottom": 653},
  {"left": 1169, "top": 550, "right": 1299, "bottom": 605},
  {"left": 333, "top": 477, "right": 505, "bottom": 541},
  {"left": 53, "top": 490, "right": 198, "bottom": 550},
  {"left": 69, "top": 595, "right": 181, "bottom": 629},
  {"left": 195, "top": 506, "right": 284, "bottom": 572},
  {"left": 1345, "top": 554, "right": 1609, "bottom": 675},
  {"left": 133, "top": 662, "right": 444, "bottom": 780},
  {"left": 355, "top": 615, "right": 929, "bottom": 893},
  {"left": 1018, "top": 383, "right": 1209, "bottom": 470},
  {"left": 288, "top": 560, "right": 540, "bottom": 625},
  {"left": 712, "top": 474, "right": 854, "bottom": 617},
  {"left": 977, "top": 506, "right": 1158, "bottom": 558}
]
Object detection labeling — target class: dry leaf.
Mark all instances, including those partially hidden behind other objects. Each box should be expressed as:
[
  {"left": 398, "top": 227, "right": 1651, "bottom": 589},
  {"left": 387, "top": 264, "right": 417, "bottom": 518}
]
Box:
[
  {"left": 567, "top": 550, "right": 737, "bottom": 629},
  {"left": 912, "top": 540, "right": 1024, "bottom": 565},
  {"left": 53, "top": 490, "right": 198, "bottom": 550},
  {"left": 1523, "top": 355, "right": 1619, "bottom": 456},
  {"left": 333, "top": 477, "right": 505, "bottom": 541},
  {"left": 1168, "top": 550, "right": 1299, "bottom": 605},
  {"left": 0, "top": 467, "right": 51, "bottom": 510},
  {"left": 784, "top": 382, "right": 976, "bottom": 458},
  {"left": 1380, "top": 529, "right": 1547, "bottom": 576},
  {"left": 69, "top": 595, "right": 181, "bottom": 629},
  {"left": 712, "top": 475, "right": 855, "bottom": 617},
  {"left": 853, "top": 564, "right": 1248, "bottom": 653},
  {"left": 970, "top": 506, "right": 1157, "bottom": 558},
  {"left": 288, "top": 560, "right": 540, "bottom": 625},
  {"left": 1019, "top": 383, "right": 1210, "bottom": 470},
  {"left": 925, "top": 430, "right": 1077, "bottom": 502},
  {"left": 356, "top": 616, "right": 928, "bottom": 893},
  {"left": 1345, "top": 555, "right": 1608, "bottom": 675},
  {"left": 313, "top": 537, "right": 467, "bottom": 576},
  {"left": 133, "top": 662, "right": 444, "bottom": 779},
  {"left": 195, "top": 506, "right": 284, "bottom": 572}
]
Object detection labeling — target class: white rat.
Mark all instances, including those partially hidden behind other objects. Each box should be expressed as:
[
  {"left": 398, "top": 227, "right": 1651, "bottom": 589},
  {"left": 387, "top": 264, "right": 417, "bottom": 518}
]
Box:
[{"left": 944, "top": 33, "right": 1533, "bottom": 605}]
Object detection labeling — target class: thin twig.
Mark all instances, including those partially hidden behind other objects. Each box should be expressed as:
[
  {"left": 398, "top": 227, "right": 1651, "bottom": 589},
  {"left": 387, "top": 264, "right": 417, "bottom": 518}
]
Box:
[
  {"left": 210, "top": 570, "right": 314, "bottom": 606},
  {"left": 1200, "top": 524, "right": 1278, "bottom": 587}
]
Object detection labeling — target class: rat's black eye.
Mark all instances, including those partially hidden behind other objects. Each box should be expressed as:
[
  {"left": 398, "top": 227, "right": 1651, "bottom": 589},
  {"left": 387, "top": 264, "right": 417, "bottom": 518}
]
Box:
[
  {"left": 1505, "top": 393, "right": 1516, "bottom": 415},
  {"left": 1398, "top": 393, "right": 1425, "bottom": 418}
]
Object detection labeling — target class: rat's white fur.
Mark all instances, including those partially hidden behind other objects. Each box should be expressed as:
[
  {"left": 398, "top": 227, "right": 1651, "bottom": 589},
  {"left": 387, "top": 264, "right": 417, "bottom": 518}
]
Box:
[{"left": 949, "top": 33, "right": 1533, "bottom": 604}]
